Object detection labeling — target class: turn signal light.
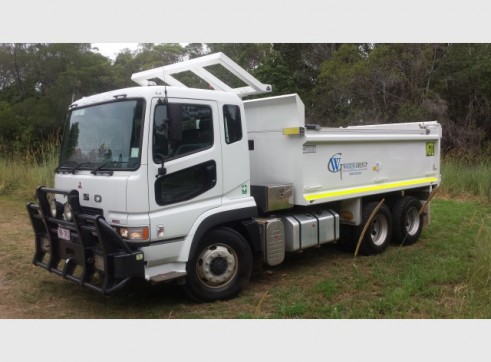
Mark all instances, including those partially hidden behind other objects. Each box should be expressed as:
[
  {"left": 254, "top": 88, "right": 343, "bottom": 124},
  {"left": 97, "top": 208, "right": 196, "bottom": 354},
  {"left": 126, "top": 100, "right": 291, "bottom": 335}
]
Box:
[{"left": 117, "top": 226, "right": 149, "bottom": 241}]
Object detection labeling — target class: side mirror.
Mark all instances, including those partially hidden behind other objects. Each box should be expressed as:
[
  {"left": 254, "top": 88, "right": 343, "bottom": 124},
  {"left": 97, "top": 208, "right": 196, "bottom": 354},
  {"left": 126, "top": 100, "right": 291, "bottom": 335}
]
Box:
[
  {"left": 167, "top": 103, "right": 182, "bottom": 142},
  {"left": 154, "top": 153, "right": 167, "bottom": 178}
]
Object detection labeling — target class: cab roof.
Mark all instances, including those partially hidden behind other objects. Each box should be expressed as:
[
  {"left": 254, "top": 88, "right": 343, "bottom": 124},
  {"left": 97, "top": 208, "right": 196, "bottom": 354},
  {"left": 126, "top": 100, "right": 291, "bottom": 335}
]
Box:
[{"left": 70, "top": 85, "right": 243, "bottom": 109}]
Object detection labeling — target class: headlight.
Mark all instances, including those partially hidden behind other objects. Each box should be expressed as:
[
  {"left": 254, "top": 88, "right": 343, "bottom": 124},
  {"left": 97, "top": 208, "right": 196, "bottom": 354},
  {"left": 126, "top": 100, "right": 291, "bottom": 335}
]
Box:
[
  {"left": 49, "top": 199, "right": 63, "bottom": 218},
  {"left": 117, "top": 226, "right": 149, "bottom": 241},
  {"left": 49, "top": 199, "right": 58, "bottom": 218},
  {"left": 40, "top": 237, "right": 51, "bottom": 253},
  {"left": 94, "top": 254, "right": 105, "bottom": 272},
  {"left": 63, "top": 202, "right": 73, "bottom": 221}
]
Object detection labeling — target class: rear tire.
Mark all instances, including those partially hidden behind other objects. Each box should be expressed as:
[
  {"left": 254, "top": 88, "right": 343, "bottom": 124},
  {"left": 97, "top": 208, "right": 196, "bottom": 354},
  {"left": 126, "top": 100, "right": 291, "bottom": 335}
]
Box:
[
  {"left": 392, "top": 196, "right": 423, "bottom": 246},
  {"left": 356, "top": 201, "right": 392, "bottom": 255},
  {"left": 184, "top": 227, "right": 252, "bottom": 302}
]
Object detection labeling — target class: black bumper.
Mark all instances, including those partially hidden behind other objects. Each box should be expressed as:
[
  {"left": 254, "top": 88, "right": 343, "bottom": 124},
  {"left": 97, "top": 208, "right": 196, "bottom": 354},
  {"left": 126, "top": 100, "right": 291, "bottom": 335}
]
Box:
[{"left": 27, "top": 187, "right": 144, "bottom": 295}]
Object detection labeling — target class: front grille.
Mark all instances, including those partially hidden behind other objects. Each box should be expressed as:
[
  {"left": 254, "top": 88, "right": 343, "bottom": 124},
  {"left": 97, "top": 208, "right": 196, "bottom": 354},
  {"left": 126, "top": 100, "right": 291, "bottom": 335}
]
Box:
[{"left": 81, "top": 207, "right": 103, "bottom": 216}]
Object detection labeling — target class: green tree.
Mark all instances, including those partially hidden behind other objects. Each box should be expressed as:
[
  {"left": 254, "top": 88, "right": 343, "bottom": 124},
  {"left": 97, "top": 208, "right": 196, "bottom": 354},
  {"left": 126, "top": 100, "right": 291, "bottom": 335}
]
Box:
[
  {"left": 0, "top": 43, "right": 116, "bottom": 153},
  {"left": 313, "top": 44, "right": 447, "bottom": 127},
  {"left": 313, "top": 44, "right": 369, "bottom": 126},
  {"left": 434, "top": 43, "right": 491, "bottom": 153},
  {"left": 184, "top": 43, "right": 206, "bottom": 59},
  {"left": 113, "top": 43, "right": 186, "bottom": 88},
  {"left": 206, "top": 43, "right": 272, "bottom": 72},
  {"left": 253, "top": 49, "right": 296, "bottom": 96},
  {"left": 2, "top": 42, "right": 490, "bottom": 158}
]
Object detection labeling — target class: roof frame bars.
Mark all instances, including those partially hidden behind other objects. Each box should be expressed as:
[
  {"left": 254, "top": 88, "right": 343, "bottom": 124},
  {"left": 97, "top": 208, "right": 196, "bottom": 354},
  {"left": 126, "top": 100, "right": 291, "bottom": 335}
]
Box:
[{"left": 131, "top": 52, "right": 272, "bottom": 98}]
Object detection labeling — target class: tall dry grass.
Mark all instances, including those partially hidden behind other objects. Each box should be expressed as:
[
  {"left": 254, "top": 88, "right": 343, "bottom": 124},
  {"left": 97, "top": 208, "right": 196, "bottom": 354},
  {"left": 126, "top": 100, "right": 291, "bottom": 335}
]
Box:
[
  {"left": 440, "top": 155, "right": 491, "bottom": 203},
  {"left": 0, "top": 139, "right": 59, "bottom": 201},
  {"left": 467, "top": 218, "right": 491, "bottom": 290}
]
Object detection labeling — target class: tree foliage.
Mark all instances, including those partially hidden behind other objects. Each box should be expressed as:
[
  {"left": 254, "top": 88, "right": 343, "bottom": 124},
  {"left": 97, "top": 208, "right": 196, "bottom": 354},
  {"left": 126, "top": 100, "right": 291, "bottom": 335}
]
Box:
[
  {"left": 1, "top": 42, "right": 490, "bottom": 156},
  {"left": 313, "top": 43, "right": 491, "bottom": 154},
  {"left": 0, "top": 43, "right": 116, "bottom": 153}
]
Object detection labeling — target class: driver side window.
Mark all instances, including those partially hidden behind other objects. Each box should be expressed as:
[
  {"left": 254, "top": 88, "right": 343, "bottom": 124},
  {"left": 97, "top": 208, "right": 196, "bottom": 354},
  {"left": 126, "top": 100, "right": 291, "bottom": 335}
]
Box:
[{"left": 153, "top": 103, "right": 213, "bottom": 163}]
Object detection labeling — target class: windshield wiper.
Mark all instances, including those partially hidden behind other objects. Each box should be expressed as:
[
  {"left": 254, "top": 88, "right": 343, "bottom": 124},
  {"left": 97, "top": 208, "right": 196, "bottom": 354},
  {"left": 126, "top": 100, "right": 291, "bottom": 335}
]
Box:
[
  {"left": 90, "top": 161, "right": 134, "bottom": 175},
  {"left": 58, "top": 161, "right": 130, "bottom": 176},
  {"left": 70, "top": 162, "right": 92, "bottom": 174},
  {"left": 55, "top": 164, "right": 69, "bottom": 173},
  {"left": 90, "top": 161, "right": 115, "bottom": 175},
  {"left": 56, "top": 162, "right": 93, "bottom": 174}
]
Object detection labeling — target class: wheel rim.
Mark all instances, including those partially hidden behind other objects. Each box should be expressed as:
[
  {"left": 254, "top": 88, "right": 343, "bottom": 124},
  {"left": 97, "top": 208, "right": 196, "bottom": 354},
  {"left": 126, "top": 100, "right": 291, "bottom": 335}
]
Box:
[
  {"left": 370, "top": 214, "right": 389, "bottom": 246},
  {"left": 405, "top": 207, "right": 420, "bottom": 236},
  {"left": 196, "top": 244, "right": 238, "bottom": 288}
]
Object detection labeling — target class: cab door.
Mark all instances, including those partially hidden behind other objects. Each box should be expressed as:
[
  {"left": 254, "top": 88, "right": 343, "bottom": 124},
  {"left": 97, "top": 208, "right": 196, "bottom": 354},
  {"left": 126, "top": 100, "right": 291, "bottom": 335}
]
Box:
[{"left": 147, "top": 97, "right": 222, "bottom": 243}]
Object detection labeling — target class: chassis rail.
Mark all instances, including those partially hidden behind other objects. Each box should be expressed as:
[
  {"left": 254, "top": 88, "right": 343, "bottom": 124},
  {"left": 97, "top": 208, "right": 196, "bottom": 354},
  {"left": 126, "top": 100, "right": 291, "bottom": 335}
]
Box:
[{"left": 27, "top": 187, "right": 144, "bottom": 295}]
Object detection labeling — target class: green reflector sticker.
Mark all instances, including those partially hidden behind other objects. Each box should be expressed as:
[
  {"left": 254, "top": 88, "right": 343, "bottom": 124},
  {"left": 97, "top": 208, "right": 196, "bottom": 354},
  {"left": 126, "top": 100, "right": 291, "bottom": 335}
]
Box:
[{"left": 426, "top": 142, "right": 435, "bottom": 156}]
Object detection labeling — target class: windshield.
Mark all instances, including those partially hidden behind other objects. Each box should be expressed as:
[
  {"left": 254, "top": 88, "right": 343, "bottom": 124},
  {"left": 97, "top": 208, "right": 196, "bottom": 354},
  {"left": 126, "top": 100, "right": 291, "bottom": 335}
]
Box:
[{"left": 59, "top": 99, "right": 145, "bottom": 171}]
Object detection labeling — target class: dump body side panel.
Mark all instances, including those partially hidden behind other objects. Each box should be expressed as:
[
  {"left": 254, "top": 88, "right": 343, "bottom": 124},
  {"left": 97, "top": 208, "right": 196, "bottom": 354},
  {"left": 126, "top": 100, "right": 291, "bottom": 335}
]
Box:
[{"left": 245, "top": 94, "right": 441, "bottom": 207}]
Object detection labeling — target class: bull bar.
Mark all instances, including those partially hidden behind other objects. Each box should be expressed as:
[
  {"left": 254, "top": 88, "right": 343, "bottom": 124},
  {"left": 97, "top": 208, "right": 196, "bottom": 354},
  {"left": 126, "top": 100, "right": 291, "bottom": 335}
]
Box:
[{"left": 26, "top": 187, "right": 144, "bottom": 295}]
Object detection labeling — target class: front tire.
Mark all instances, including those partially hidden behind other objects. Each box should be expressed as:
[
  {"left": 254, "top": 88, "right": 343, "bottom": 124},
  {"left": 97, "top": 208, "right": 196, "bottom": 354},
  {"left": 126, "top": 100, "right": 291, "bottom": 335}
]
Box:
[{"left": 184, "top": 227, "right": 252, "bottom": 302}]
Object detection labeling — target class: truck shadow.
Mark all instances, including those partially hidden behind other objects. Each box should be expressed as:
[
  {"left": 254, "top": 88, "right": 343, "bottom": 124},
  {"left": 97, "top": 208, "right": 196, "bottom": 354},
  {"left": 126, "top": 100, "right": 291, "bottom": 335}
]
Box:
[{"left": 60, "top": 243, "right": 361, "bottom": 315}]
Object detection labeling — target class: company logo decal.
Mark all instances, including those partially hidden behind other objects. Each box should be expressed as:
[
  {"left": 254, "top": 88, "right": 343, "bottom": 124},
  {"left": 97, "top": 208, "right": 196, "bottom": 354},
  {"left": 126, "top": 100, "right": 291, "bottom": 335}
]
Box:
[
  {"left": 328, "top": 153, "right": 343, "bottom": 173},
  {"left": 328, "top": 153, "right": 368, "bottom": 179}
]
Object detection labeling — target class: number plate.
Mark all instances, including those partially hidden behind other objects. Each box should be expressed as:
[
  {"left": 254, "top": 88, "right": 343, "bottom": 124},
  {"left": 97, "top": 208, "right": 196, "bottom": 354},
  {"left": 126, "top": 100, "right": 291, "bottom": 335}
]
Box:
[{"left": 57, "top": 227, "right": 71, "bottom": 241}]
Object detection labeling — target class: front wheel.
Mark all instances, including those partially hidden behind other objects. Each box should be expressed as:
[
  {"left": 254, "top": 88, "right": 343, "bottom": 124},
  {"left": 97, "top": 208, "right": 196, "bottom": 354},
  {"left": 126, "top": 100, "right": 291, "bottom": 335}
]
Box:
[{"left": 184, "top": 227, "right": 252, "bottom": 302}]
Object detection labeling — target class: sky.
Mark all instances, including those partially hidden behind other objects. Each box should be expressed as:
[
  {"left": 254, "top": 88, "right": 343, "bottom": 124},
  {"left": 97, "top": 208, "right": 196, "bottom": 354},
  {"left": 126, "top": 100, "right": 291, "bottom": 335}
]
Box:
[
  {"left": 3, "top": 1, "right": 491, "bottom": 44},
  {"left": 92, "top": 43, "right": 140, "bottom": 60}
]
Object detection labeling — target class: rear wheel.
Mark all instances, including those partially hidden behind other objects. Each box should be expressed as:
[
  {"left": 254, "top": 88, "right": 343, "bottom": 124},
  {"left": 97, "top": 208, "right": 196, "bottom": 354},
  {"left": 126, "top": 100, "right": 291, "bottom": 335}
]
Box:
[
  {"left": 184, "top": 227, "right": 252, "bottom": 302},
  {"left": 392, "top": 196, "right": 423, "bottom": 245},
  {"left": 356, "top": 201, "right": 392, "bottom": 255}
]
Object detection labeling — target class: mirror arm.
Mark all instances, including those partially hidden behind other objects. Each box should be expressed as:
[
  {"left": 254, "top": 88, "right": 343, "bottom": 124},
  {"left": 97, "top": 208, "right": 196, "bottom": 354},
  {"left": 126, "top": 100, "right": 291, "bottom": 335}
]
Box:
[{"left": 156, "top": 163, "right": 167, "bottom": 178}]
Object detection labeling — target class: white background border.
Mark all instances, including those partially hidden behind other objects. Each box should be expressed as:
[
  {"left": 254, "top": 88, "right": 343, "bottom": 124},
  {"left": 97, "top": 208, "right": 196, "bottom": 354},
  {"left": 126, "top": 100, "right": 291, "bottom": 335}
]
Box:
[{"left": 2, "top": 0, "right": 491, "bottom": 42}]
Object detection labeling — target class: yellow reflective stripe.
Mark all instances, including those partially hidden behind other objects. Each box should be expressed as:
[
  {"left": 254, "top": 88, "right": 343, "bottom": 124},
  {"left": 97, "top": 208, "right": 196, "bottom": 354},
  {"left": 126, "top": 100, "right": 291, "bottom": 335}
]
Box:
[{"left": 304, "top": 177, "right": 439, "bottom": 201}]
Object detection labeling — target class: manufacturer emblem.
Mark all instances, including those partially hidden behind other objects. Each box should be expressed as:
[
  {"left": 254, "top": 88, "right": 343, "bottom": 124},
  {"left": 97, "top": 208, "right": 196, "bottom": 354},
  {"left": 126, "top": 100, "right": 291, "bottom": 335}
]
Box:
[{"left": 78, "top": 182, "right": 82, "bottom": 190}]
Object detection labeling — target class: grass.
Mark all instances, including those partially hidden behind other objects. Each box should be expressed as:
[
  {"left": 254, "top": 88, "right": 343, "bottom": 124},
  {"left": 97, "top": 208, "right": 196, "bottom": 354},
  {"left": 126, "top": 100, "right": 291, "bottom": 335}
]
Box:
[
  {"left": 0, "top": 140, "right": 59, "bottom": 201},
  {"left": 440, "top": 156, "right": 491, "bottom": 202},
  {"left": 1, "top": 196, "right": 490, "bottom": 319}
]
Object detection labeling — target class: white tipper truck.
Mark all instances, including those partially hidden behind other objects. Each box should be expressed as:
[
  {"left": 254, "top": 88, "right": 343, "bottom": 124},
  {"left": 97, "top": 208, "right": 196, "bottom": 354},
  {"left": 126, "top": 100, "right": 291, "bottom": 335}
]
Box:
[{"left": 27, "top": 52, "right": 441, "bottom": 301}]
